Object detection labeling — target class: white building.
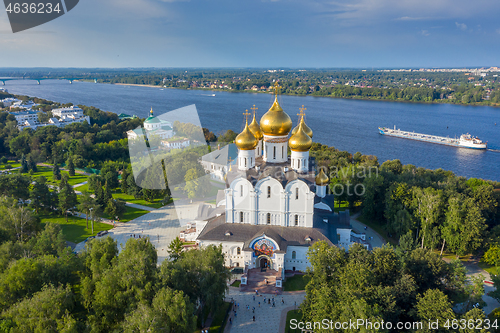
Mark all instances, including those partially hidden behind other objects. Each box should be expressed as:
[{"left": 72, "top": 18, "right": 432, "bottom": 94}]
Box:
[
  {"left": 1, "top": 98, "right": 21, "bottom": 107},
  {"left": 127, "top": 108, "right": 174, "bottom": 141},
  {"left": 193, "top": 84, "right": 368, "bottom": 287},
  {"left": 200, "top": 144, "right": 238, "bottom": 182},
  {"left": 10, "top": 105, "right": 90, "bottom": 130}
]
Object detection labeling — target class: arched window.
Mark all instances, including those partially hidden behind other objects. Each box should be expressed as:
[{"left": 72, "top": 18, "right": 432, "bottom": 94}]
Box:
[
  {"left": 292, "top": 251, "right": 296, "bottom": 259},
  {"left": 240, "top": 185, "right": 243, "bottom": 196},
  {"left": 295, "top": 187, "right": 299, "bottom": 200},
  {"left": 240, "top": 211, "right": 244, "bottom": 223},
  {"left": 273, "top": 146, "right": 276, "bottom": 159},
  {"left": 295, "top": 215, "right": 299, "bottom": 226},
  {"left": 282, "top": 146, "right": 284, "bottom": 158},
  {"left": 236, "top": 262, "right": 240, "bottom": 267},
  {"left": 298, "top": 159, "right": 300, "bottom": 168},
  {"left": 237, "top": 247, "right": 241, "bottom": 255},
  {"left": 267, "top": 186, "right": 271, "bottom": 198},
  {"left": 244, "top": 157, "right": 247, "bottom": 167},
  {"left": 267, "top": 213, "right": 271, "bottom": 225}
]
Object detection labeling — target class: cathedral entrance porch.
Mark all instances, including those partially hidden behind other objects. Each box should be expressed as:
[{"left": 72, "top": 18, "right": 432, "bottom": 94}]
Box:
[
  {"left": 240, "top": 268, "right": 282, "bottom": 295},
  {"left": 258, "top": 256, "right": 272, "bottom": 270}
]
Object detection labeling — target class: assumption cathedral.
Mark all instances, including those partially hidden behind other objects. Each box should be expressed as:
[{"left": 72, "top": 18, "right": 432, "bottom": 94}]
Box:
[{"left": 190, "top": 84, "right": 368, "bottom": 287}]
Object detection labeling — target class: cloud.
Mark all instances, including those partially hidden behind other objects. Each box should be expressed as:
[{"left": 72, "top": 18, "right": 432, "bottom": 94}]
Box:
[
  {"left": 421, "top": 30, "right": 430, "bottom": 36},
  {"left": 397, "top": 16, "right": 433, "bottom": 21},
  {"left": 455, "top": 22, "right": 467, "bottom": 31}
]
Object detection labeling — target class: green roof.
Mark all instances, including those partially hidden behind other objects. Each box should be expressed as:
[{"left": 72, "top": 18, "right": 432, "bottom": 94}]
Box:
[{"left": 145, "top": 116, "right": 161, "bottom": 124}]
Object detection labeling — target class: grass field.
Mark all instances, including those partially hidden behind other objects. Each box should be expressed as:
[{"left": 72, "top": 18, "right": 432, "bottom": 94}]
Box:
[
  {"left": 40, "top": 214, "right": 113, "bottom": 243},
  {"left": 208, "top": 302, "right": 231, "bottom": 333},
  {"left": 0, "top": 161, "right": 21, "bottom": 170},
  {"left": 31, "top": 166, "right": 88, "bottom": 186},
  {"left": 285, "top": 310, "right": 303, "bottom": 333},
  {"left": 478, "top": 260, "right": 499, "bottom": 276},
  {"left": 112, "top": 190, "right": 165, "bottom": 209},
  {"left": 230, "top": 280, "right": 241, "bottom": 287},
  {"left": 101, "top": 206, "right": 149, "bottom": 223},
  {"left": 283, "top": 274, "right": 311, "bottom": 291}
]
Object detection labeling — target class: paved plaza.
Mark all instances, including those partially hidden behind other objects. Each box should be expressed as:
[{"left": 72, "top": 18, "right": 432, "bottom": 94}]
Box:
[
  {"left": 74, "top": 199, "right": 201, "bottom": 264},
  {"left": 225, "top": 288, "right": 305, "bottom": 333}
]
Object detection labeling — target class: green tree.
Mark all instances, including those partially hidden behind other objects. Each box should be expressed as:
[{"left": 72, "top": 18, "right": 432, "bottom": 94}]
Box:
[
  {"left": 160, "top": 244, "right": 230, "bottom": 326},
  {"left": 121, "top": 168, "right": 129, "bottom": 194},
  {"left": 413, "top": 187, "right": 444, "bottom": 249},
  {"left": 66, "top": 157, "right": 75, "bottom": 177},
  {"left": 1, "top": 285, "right": 77, "bottom": 333},
  {"left": 53, "top": 163, "right": 61, "bottom": 181},
  {"left": 415, "top": 289, "right": 455, "bottom": 332},
  {"left": 58, "top": 176, "right": 78, "bottom": 222},
  {"left": 483, "top": 245, "right": 500, "bottom": 267},
  {"left": 27, "top": 154, "right": 37, "bottom": 172},
  {"left": 29, "top": 176, "right": 52, "bottom": 214},
  {"left": 121, "top": 287, "right": 196, "bottom": 333},
  {"left": 20, "top": 154, "right": 28, "bottom": 173},
  {"left": 167, "top": 236, "right": 184, "bottom": 261},
  {"left": 104, "top": 198, "right": 126, "bottom": 220},
  {"left": 30, "top": 223, "right": 67, "bottom": 257},
  {"left": 78, "top": 191, "right": 96, "bottom": 229}
]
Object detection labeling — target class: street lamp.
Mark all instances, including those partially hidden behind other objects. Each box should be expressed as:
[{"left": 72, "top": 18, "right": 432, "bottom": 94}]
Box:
[{"left": 89, "top": 207, "right": 94, "bottom": 234}]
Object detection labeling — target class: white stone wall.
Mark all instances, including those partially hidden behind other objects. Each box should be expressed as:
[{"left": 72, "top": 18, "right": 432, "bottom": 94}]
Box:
[
  {"left": 198, "top": 240, "right": 245, "bottom": 267},
  {"left": 284, "top": 246, "right": 310, "bottom": 272}
]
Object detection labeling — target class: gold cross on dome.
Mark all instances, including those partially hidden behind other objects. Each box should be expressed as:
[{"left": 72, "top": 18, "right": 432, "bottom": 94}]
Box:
[
  {"left": 228, "top": 157, "right": 233, "bottom": 163},
  {"left": 273, "top": 82, "right": 281, "bottom": 96},
  {"left": 298, "top": 105, "right": 306, "bottom": 119},
  {"left": 250, "top": 104, "right": 258, "bottom": 116},
  {"left": 243, "top": 110, "right": 251, "bottom": 122}
]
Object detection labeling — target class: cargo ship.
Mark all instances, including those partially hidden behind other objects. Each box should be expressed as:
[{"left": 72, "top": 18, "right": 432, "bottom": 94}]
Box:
[{"left": 378, "top": 126, "right": 487, "bottom": 150}]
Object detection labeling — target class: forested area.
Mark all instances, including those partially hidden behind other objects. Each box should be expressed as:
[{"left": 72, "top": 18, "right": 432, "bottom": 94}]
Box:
[
  {"left": 0, "top": 214, "right": 229, "bottom": 332},
  {"left": 302, "top": 242, "right": 489, "bottom": 332}
]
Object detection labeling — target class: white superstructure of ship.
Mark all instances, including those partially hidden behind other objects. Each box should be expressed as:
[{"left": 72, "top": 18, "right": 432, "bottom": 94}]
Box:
[{"left": 378, "top": 125, "right": 487, "bottom": 150}]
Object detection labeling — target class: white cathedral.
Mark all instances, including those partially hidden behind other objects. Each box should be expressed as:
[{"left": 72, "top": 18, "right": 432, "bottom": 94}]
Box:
[{"left": 193, "top": 84, "right": 367, "bottom": 287}]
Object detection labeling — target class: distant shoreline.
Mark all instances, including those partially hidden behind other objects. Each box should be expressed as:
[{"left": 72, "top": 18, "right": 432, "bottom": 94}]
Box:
[
  {"left": 91, "top": 81, "right": 500, "bottom": 108},
  {"left": 112, "top": 83, "right": 166, "bottom": 89}
]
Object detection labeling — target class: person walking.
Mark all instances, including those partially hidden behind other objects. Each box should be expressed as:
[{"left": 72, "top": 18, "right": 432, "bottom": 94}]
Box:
[
  {"left": 258, "top": 302, "right": 260, "bottom": 307},
  {"left": 253, "top": 295, "right": 255, "bottom": 301},
  {"left": 253, "top": 315, "right": 255, "bottom": 322},
  {"left": 252, "top": 307, "right": 255, "bottom": 313}
]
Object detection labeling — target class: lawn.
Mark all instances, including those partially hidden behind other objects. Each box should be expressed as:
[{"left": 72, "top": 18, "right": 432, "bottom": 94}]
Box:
[
  {"left": 40, "top": 214, "right": 113, "bottom": 243},
  {"left": 208, "top": 301, "right": 231, "bottom": 333},
  {"left": 101, "top": 206, "right": 149, "bottom": 223},
  {"left": 112, "top": 190, "right": 165, "bottom": 209},
  {"left": 478, "top": 260, "right": 499, "bottom": 276},
  {"left": 0, "top": 161, "right": 21, "bottom": 170},
  {"left": 283, "top": 274, "right": 311, "bottom": 291},
  {"left": 31, "top": 166, "right": 88, "bottom": 186},
  {"left": 285, "top": 310, "right": 303, "bottom": 333},
  {"left": 230, "top": 280, "right": 241, "bottom": 287}
]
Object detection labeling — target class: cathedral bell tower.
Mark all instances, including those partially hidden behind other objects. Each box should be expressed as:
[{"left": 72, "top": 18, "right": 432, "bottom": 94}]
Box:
[
  {"left": 235, "top": 110, "right": 258, "bottom": 171},
  {"left": 259, "top": 83, "right": 293, "bottom": 163}
]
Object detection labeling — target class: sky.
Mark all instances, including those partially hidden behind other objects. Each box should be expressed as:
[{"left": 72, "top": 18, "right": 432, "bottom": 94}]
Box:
[{"left": 1, "top": 0, "right": 500, "bottom": 68}]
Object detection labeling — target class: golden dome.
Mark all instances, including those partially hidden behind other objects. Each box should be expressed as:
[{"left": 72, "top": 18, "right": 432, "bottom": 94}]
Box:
[
  {"left": 259, "top": 96, "right": 293, "bottom": 136},
  {"left": 248, "top": 113, "right": 263, "bottom": 141},
  {"left": 235, "top": 121, "right": 258, "bottom": 150},
  {"left": 292, "top": 117, "right": 313, "bottom": 138},
  {"left": 288, "top": 121, "right": 312, "bottom": 152},
  {"left": 315, "top": 168, "right": 329, "bottom": 186}
]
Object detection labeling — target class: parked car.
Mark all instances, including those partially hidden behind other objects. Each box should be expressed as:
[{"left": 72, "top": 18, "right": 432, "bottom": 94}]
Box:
[
  {"left": 96, "top": 230, "right": 108, "bottom": 237},
  {"left": 87, "top": 236, "right": 95, "bottom": 241}
]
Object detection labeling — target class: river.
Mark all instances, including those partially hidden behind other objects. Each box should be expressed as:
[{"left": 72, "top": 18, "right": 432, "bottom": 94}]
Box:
[{"left": 4, "top": 79, "right": 500, "bottom": 181}]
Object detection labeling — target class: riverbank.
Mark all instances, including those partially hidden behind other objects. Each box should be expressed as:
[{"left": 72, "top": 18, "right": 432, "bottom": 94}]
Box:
[{"left": 99, "top": 81, "right": 500, "bottom": 108}]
